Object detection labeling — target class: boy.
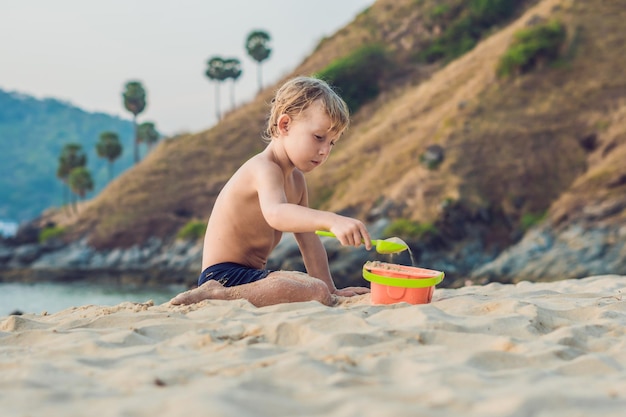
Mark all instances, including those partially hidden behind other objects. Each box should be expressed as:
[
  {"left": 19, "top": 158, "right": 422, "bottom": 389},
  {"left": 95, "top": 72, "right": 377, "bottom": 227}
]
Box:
[{"left": 170, "top": 77, "right": 372, "bottom": 307}]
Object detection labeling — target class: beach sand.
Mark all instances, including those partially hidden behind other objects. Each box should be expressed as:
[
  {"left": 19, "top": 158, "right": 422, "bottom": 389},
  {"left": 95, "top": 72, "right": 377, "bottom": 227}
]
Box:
[{"left": 1, "top": 275, "right": 625, "bottom": 417}]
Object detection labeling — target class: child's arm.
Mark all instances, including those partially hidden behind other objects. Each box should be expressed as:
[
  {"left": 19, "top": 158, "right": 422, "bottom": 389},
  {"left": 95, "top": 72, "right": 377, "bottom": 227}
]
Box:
[
  {"left": 256, "top": 163, "right": 372, "bottom": 248},
  {"left": 290, "top": 173, "right": 370, "bottom": 296},
  {"left": 294, "top": 231, "right": 336, "bottom": 292},
  {"left": 295, "top": 220, "right": 370, "bottom": 296}
]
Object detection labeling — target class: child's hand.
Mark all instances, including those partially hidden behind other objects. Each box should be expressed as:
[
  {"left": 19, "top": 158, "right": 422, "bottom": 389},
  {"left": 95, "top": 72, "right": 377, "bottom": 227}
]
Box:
[
  {"left": 329, "top": 216, "right": 372, "bottom": 250},
  {"left": 334, "top": 286, "right": 371, "bottom": 297}
]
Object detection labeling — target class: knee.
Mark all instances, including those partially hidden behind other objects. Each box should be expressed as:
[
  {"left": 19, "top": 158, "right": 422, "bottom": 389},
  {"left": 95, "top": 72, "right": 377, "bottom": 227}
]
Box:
[{"left": 309, "top": 279, "right": 332, "bottom": 306}]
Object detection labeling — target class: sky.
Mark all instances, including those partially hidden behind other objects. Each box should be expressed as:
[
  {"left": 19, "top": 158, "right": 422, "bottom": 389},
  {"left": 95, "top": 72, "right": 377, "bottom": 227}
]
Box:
[{"left": 0, "top": 0, "right": 374, "bottom": 136}]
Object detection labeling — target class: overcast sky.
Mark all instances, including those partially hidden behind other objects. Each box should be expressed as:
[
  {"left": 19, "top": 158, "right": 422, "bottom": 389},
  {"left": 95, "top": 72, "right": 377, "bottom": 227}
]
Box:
[{"left": 0, "top": 0, "right": 374, "bottom": 135}]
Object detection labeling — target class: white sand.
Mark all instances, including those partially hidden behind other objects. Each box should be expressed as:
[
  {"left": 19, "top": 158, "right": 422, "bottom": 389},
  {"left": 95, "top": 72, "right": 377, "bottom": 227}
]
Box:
[{"left": 1, "top": 275, "right": 625, "bottom": 417}]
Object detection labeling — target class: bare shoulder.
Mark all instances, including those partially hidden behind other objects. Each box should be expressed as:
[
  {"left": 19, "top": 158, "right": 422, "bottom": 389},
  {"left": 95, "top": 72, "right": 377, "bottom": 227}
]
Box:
[
  {"left": 249, "top": 151, "right": 280, "bottom": 170},
  {"left": 246, "top": 151, "right": 286, "bottom": 184},
  {"left": 233, "top": 152, "right": 279, "bottom": 182}
]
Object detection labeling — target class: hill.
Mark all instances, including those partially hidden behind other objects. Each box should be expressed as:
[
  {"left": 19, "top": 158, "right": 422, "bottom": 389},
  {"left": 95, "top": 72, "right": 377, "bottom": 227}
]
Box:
[
  {"left": 39, "top": 0, "right": 626, "bottom": 281},
  {"left": 0, "top": 89, "right": 135, "bottom": 222}
]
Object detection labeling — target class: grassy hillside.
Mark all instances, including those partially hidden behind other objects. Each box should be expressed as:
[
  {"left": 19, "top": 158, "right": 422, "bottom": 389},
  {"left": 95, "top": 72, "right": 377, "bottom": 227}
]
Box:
[
  {"left": 0, "top": 90, "right": 135, "bottom": 222},
  {"left": 50, "top": 0, "right": 626, "bottom": 253}
]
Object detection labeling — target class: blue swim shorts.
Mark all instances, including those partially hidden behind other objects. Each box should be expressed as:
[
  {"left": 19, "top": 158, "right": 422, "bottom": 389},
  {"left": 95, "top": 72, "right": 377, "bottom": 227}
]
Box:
[{"left": 198, "top": 262, "right": 273, "bottom": 287}]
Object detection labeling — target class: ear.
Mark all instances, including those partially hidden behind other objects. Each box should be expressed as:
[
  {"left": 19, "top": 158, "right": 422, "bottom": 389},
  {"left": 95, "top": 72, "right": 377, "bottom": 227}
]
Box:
[{"left": 277, "top": 114, "right": 291, "bottom": 135}]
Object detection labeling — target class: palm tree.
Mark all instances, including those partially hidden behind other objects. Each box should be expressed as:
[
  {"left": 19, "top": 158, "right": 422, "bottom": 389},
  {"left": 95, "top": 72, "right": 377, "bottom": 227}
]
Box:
[
  {"left": 68, "top": 167, "right": 94, "bottom": 212},
  {"left": 95, "top": 131, "right": 123, "bottom": 181},
  {"left": 205, "top": 56, "right": 227, "bottom": 121},
  {"left": 245, "top": 30, "right": 271, "bottom": 93},
  {"left": 137, "top": 122, "right": 159, "bottom": 152},
  {"left": 57, "top": 143, "right": 87, "bottom": 212},
  {"left": 223, "top": 58, "right": 243, "bottom": 110},
  {"left": 122, "top": 81, "right": 147, "bottom": 164}
]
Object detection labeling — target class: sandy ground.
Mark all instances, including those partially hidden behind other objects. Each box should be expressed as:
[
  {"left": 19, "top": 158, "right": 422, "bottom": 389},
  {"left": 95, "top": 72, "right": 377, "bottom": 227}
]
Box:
[{"left": 1, "top": 275, "right": 625, "bottom": 417}]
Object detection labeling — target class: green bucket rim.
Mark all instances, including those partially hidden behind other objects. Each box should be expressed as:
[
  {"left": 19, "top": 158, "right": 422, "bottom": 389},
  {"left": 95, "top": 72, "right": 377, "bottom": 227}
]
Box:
[{"left": 362, "top": 267, "right": 444, "bottom": 288}]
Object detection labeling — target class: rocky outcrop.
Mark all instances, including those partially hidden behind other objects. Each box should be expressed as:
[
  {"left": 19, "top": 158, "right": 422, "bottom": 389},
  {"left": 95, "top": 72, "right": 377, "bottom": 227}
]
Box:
[
  {"left": 471, "top": 222, "right": 626, "bottom": 284},
  {"left": 0, "top": 213, "right": 504, "bottom": 289},
  {"left": 0, "top": 235, "right": 202, "bottom": 286},
  {"left": 0, "top": 220, "right": 392, "bottom": 288},
  {"left": 3, "top": 206, "right": 625, "bottom": 290}
]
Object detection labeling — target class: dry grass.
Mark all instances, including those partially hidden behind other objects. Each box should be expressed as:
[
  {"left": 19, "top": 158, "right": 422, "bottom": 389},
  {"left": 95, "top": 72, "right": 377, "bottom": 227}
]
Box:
[{"left": 50, "top": 0, "right": 626, "bottom": 249}]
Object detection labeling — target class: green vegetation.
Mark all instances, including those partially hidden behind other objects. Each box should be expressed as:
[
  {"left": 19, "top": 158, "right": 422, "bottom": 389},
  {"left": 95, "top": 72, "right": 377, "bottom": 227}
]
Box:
[
  {"left": 205, "top": 56, "right": 228, "bottom": 121},
  {"left": 520, "top": 211, "right": 547, "bottom": 231},
  {"left": 417, "top": 0, "right": 521, "bottom": 63},
  {"left": 383, "top": 219, "right": 438, "bottom": 239},
  {"left": 137, "top": 122, "right": 160, "bottom": 152},
  {"left": 177, "top": 220, "right": 207, "bottom": 241},
  {"left": 315, "top": 44, "right": 388, "bottom": 113},
  {"left": 122, "top": 81, "right": 147, "bottom": 164},
  {"left": 429, "top": 4, "right": 450, "bottom": 20},
  {"left": 39, "top": 225, "right": 65, "bottom": 244},
  {"left": 96, "top": 131, "right": 123, "bottom": 181},
  {"left": 497, "top": 20, "right": 567, "bottom": 77},
  {"left": 57, "top": 143, "right": 88, "bottom": 212},
  {"left": 224, "top": 58, "right": 243, "bottom": 110},
  {"left": 205, "top": 57, "right": 244, "bottom": 120},
  {"left": 56, "top": 144, "right": 94, "bottom": 212},
  {"left": 68, "top": 166, "right": 94, "bottom": 200},
  {"left": 245, "top": 30, "right": 272, "bottom": 93},
  {"left": 0, "top": 89, "right": 134, "bottom": 222}
]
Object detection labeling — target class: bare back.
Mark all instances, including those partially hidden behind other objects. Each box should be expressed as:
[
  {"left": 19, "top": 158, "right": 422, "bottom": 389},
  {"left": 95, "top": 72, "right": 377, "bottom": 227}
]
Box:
[{"left": 201, "top": 147, "right": 305, "bottom": 270}]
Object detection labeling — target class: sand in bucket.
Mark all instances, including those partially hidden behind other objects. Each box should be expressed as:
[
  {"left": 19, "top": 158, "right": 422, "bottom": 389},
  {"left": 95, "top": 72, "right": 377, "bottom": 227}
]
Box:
[{"left": 363, "top": 261, "right": 444, "bottom": 305}]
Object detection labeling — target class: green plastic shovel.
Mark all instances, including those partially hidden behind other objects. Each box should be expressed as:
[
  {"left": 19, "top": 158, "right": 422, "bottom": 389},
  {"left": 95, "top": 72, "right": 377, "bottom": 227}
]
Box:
[{"left": 315, "top": 230, "right": 408, "bottom": 254}]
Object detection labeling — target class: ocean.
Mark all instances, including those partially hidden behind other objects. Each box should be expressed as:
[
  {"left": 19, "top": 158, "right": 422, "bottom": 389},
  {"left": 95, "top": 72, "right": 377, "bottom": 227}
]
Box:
[
  {"left": 0, "top": 220, "right": 18, "bottom": 237},
  {"left": 0, "top": 282, "right": 186, "bottom": 316}
]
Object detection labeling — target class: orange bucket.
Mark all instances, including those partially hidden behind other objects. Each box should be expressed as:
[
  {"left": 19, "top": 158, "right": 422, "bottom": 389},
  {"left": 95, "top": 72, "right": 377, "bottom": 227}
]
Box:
[{"left": 362, "top": 261, "right": 444, "bottom": 305}]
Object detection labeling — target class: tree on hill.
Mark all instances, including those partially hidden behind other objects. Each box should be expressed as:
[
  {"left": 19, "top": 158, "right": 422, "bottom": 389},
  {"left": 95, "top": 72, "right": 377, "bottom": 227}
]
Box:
[
  {"left": 245, "top": 30, "right": 271, "bottom": 93},
  {"left": 316, "top": 44, "right": 388, "bottom": 113},
  {"left": 137, "top": 122, "right": 160, "bottom": 152},
  {"left": 223, "top": 57, "right": 243, "bottom": 110},
  {"left": 68, "top": 167, "right": 94, "bottom": 209},
  {"left": 122, "top": 81, "right": 147, "bottom": 164},
  {"left": 205, "top": 56, "right": 228, "bottom": 121},
  {"left": 57, "top": 143, "right": 87, "bottom": 213},
  {"left": 0, "top": 89, "right": 135, "bottom": 222},
  {"left": 96, "top": 131, "right": 123, "bottom": 181}
]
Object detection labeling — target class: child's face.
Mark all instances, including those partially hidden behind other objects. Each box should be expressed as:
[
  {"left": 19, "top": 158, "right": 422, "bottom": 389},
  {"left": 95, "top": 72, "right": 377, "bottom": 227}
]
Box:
[{"left": 282, "top": 100, "right": 340, "bottom": 172}]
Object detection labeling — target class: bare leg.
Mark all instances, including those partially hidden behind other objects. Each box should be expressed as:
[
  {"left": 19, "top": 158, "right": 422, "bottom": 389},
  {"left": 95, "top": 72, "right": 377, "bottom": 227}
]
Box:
[{"left": 169, "top": 271, "right": 334, "bottom": 307}]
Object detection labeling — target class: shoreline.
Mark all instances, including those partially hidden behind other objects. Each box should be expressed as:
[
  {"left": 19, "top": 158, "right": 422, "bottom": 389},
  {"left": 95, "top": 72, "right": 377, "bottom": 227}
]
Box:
[{"left": 0, "top": 267, "right": 194, "bottom": 286}]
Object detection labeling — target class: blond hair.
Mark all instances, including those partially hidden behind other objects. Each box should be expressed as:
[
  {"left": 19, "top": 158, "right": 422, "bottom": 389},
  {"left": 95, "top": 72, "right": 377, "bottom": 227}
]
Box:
[{"left": 264, "top": 76, "right": 350, "bottom": 140}]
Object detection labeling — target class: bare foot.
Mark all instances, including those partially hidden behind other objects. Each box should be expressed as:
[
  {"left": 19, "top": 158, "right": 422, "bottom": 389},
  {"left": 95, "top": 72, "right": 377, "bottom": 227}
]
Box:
[{"left": 170, "top": 280, "right": 225, "bottom": 305}]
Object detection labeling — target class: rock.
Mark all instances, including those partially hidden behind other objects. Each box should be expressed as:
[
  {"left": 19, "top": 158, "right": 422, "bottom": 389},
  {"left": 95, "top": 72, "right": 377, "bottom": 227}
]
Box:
[
  {"left": 12, "top": 244, "right": 42, "bottom": 264},
  {"left": 419, "top": 145, "right": 445, "bottom": 169},
  {"left": 578, "top": 133, "right": 598, "bottom": 152},
  {"left": 120, "top": 245, "right": 142, "bottom": 267},
  {"left": 3, "top": 212, "right": 623, "bottom": 292},
  {"left": 471, "top": 222, "right": 626, "bottom": 282},
  {"left": 12, "top": 222, "right": 40, "bottom": 245},
  {"left": 105, "top": 249, "right": 123, "bottom": 268},
  {"left": 31, "top": 241, "right": 93, "bottom": 268},
  {"left": 0, "top": 244, "right": 13, "bottom": 264}
]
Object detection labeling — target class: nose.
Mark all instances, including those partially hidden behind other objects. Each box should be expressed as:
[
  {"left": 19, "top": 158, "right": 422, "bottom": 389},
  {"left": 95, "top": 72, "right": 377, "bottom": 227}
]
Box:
[{"left": 319, "top": 143, "right": 331, "bottom": 156}]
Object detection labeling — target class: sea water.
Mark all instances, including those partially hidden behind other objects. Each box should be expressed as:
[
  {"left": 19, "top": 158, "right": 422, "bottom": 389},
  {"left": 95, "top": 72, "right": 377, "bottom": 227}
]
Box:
[
  {"left": 0, "top": 220, "right": 18, "bottom": 237},
  {"left": 0, "top": 282, "right": 185, "bottom": 316}
]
